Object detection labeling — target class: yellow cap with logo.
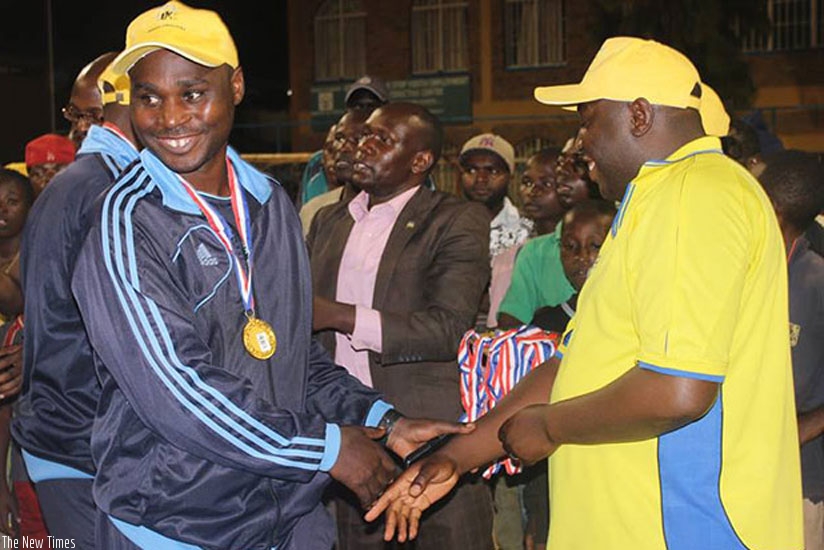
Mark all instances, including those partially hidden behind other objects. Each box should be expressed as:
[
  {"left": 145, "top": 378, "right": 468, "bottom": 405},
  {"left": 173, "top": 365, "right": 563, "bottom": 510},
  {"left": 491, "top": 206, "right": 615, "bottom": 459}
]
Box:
[
  {"left": 110, "top": 1, "right": 238, "bottom": 76},
  {"left": 534, "top": 37, "right": 729, "bottom": 137}
]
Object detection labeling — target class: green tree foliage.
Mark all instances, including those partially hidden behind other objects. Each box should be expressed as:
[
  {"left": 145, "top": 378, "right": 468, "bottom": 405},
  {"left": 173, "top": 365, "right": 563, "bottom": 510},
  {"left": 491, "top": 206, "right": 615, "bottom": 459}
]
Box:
[{"left": 590, "top": 0, "right": 770, "bottom": 109}]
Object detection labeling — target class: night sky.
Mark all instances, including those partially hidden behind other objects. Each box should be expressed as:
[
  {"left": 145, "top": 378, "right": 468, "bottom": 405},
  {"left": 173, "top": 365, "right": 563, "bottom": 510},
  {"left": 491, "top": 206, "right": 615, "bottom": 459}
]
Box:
[{"left": 2, "top": 1, "right": 290, "bottom": 141}]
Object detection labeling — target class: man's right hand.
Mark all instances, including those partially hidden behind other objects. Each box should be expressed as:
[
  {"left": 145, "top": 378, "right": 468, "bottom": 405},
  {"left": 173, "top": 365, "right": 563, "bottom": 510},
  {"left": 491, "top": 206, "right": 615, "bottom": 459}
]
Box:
[
  {"left": 329, "top": 426, "right": 400, "bottom": 508},
  {"left": 364, "top": 451, "right": 460, "bottom": 542}
]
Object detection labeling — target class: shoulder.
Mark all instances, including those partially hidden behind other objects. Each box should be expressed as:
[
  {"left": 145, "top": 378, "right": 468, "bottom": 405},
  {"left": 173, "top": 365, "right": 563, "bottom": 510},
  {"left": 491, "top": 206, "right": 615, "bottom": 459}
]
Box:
[
  {"left": 519, "top": 232, "right": 559, "bottom": 258},
  {"left": 424, "top": 189, "right": 489, "bottom": 223}
]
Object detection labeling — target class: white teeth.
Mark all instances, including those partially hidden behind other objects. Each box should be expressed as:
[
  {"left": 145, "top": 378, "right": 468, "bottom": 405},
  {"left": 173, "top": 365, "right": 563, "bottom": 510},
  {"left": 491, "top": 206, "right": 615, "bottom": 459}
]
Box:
[
  {"left": 588, "top": 160, "right": 596, "bottom": 171},
  {"left": 164, "top": 137, "right": 193, "bottom": 150}
]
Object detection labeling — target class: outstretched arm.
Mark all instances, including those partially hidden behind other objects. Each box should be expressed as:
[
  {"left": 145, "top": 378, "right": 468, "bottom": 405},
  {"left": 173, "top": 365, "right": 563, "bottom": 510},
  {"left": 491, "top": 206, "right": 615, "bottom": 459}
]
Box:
[{"left": 368, "top": 360, "right": 718, "bottom": 542}]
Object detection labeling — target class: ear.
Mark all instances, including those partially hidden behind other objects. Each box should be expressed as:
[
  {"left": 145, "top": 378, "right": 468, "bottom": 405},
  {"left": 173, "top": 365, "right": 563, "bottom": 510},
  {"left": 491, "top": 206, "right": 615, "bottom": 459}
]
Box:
[
  {"left": 628, "top": 98, "right": 654, "bottom": 138},
  {"left": 411, "top": 150, "right": 435, "bottom": 175},
  {"left": 230, "top": 66, "right": 245, "bottom": 106}
]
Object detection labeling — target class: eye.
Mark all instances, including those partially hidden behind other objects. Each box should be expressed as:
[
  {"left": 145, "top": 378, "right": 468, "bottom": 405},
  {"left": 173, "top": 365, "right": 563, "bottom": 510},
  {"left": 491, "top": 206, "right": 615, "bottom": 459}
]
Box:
[
  {"left": 184, "top": 89, "right": 205, "bottom": 102},
  {"left": 139, "top": 94, "right": 160, "bottom": 107}
]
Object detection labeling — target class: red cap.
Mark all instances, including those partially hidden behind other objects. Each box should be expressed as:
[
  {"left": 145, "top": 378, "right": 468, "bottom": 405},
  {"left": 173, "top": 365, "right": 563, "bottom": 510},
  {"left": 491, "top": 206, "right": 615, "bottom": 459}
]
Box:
[{"left": 25, "top": 134, "right": 76, "bottom": 167}]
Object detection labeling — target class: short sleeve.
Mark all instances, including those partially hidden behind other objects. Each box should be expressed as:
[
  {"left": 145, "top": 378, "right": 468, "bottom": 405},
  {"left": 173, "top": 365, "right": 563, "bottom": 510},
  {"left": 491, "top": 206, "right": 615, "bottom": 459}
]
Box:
[{"left": 631, "top": 169, "right": 753, "bottom": 381}]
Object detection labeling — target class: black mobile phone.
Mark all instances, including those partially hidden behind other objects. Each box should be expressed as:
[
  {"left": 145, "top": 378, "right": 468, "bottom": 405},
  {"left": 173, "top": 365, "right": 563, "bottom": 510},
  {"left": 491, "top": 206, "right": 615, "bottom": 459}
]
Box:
[{"left": 402, "top": 433, "right": 454, "bottom": 469}]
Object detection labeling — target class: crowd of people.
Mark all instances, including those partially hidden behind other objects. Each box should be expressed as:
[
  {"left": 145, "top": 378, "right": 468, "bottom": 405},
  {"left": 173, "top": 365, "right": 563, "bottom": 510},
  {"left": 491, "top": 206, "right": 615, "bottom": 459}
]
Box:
[{"left": 0, "top": 2, "right": 821, "bottom": 550}]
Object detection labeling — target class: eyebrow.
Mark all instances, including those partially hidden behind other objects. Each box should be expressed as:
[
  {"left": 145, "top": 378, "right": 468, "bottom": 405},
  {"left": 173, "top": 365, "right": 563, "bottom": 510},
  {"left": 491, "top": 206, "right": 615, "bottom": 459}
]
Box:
[{"left": 133, "top": 77, "right": 211, "bottom": 92}]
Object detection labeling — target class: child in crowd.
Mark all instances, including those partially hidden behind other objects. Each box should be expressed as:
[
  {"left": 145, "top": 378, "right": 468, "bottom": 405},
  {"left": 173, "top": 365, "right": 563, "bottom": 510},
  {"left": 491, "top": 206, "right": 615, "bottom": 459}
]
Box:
[
  {"left": 488, "top": 149, "right": 565, "bottom": 330},
  {"left": 496, "top": 147, "right": 602, "bottom": 329}
]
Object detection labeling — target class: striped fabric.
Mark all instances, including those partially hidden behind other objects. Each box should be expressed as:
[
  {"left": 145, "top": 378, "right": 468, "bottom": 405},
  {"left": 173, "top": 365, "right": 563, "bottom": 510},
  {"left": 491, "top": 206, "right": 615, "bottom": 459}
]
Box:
[{"left": 458, "top": 325, "right": 557, "bottom": 478}]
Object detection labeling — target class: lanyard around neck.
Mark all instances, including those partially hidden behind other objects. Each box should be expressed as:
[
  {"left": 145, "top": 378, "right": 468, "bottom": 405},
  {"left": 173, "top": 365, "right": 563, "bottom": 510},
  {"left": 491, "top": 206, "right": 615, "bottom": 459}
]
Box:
[{"left": 178, "top": 159, "right": 256, "bottom": 315}]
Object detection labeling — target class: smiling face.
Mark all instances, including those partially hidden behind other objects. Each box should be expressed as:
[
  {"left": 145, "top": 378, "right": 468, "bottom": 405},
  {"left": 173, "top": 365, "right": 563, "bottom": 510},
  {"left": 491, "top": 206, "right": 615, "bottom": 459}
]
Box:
[
  {"left": 129, "top": 49, "right": 244, "bottom": 192},
  {"left": 577, "top": 100, "right": 640, "bottom": 201}
]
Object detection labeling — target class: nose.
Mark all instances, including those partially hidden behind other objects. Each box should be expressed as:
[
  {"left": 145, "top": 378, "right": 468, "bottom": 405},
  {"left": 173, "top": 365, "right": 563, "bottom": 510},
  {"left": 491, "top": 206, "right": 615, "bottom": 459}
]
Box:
[{"left": 159, "top": 97, "right": 191, "bottom": 130}]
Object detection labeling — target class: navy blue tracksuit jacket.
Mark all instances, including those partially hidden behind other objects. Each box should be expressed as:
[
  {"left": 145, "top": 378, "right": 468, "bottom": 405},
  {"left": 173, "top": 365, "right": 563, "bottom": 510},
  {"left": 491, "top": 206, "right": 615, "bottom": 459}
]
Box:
[
  {"left": 13, "top": 124, "right": 139, "bottom": 476},
  {"left": 71, "top": 147, "right": 386, "bottom": 549}
]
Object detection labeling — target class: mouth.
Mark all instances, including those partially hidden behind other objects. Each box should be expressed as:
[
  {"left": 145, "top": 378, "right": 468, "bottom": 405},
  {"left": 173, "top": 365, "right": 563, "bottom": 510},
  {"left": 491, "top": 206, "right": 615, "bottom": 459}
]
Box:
[
  {"left": 352, "top": 161, "right": 373, "bottom": 175},
  {"left": 0, "top": 220, "right": 7, "bottom": 229},
  {"left": 153, "top": 134, "right": 200, "bottom": 155}
]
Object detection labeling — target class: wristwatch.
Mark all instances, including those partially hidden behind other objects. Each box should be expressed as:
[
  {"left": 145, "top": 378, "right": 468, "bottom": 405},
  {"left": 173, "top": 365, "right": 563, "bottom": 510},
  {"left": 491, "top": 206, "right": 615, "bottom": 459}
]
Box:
[{"left": 377, "top": 409, "right": 404, "bottom": 445}]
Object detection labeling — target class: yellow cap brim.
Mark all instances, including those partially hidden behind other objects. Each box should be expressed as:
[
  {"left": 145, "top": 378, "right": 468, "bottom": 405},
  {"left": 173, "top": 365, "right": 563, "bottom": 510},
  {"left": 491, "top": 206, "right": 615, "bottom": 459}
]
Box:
[
  {"left": 111, "top": 43, "right": 229, "bottom": 77},
  {"left": 533, "top": 83, "right": 597, "bottom": 107}
]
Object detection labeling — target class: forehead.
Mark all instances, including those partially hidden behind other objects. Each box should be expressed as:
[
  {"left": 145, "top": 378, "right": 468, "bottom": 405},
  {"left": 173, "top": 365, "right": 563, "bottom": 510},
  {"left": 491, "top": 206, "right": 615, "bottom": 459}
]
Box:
[
  {"left": 337, "top": 115, "right": 366, "bottom": 134},
  {"left": 129, "top": 49, "right": 222, "bottom": 86},
  {"left": 526, "top": 156, "right": 556, "bottom": 172},
  {"left": 70, "top": 78, "right": 102, "bottom": 111},
  {"left": 563, "top": 211, "right": 611, "bottom": 233},
  {"left": 461, "top": 150, "right": 508, "bottom": 170},
  {"left": 0, "top": 178, "right": 24, "bottom": 193}
]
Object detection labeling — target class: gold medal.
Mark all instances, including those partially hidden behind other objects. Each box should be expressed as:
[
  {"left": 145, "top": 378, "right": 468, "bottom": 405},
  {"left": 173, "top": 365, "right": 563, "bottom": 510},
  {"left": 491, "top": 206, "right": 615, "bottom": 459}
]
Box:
[{"left": 243, "top": 316, "right": 277, "bottom": 360}]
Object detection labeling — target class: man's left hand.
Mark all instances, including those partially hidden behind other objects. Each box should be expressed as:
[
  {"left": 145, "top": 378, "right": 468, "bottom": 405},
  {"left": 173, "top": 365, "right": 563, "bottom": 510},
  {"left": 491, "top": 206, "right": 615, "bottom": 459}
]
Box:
[
  {"left": 498, "top": 404, "right": 558, "bottom": 465},
  {"left": 387, "top": 418, "right": 475, "bottom": 459}
]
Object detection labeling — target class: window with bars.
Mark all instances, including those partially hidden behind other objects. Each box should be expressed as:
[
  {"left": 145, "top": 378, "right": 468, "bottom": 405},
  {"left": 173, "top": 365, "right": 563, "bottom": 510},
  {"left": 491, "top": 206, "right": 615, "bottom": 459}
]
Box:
[
  {"left": 505, "top": 0, "right": 565, "bottom": 67},
  {"left": 314, "top": 0, "right": 367, "bottom": 81},
  {"left": 742, "top": 0, "right": 823, "bottom": 51},
  {"left": 411, "top": 0, "right": 469, "bottom": 74}
]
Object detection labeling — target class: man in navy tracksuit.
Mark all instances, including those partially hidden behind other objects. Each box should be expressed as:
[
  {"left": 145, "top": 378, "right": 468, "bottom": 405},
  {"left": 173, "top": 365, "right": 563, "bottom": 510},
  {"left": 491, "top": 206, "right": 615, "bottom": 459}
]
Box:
[
  {"left": 70, "top": 3, "right": 464, "bottom": 549},
  {"left": 12, "top": 59, "right": 140, "bottom": 549}
]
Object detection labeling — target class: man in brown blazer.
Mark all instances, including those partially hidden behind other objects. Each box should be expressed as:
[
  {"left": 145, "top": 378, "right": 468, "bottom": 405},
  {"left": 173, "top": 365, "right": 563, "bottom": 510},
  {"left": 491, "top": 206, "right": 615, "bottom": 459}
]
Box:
[{"left": 307, "top": 102, "right": 494, "bottom": 550}]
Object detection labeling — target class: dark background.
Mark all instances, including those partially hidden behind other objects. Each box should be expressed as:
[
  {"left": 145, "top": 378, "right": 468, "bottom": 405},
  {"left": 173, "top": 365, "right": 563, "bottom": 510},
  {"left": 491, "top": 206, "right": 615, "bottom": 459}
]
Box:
[{"left": 0, "top": 1, "right": 290, "bottom": 163}]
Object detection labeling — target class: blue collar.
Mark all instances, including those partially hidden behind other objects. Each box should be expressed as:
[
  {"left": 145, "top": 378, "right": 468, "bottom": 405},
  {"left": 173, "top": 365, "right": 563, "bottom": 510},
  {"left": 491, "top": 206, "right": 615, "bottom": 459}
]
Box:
[
  {"left": 139, "top": 146, "right": 273, "bottom": 215},
  {"left": 77, "top": 124, "right": 139, "bottom": 169}
]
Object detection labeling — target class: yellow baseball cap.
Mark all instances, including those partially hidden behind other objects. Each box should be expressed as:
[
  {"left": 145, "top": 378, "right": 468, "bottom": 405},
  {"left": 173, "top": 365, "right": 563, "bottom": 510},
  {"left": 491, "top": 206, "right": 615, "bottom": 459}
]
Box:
[
  {"left": 98, "top": 60, "right": 131, "bottom": 105},
  {"left": 534, "top": 37, "right": 729, "bottom": 137},
  {"left": 110, "top": 1, "right": 238, "bottom": 76}
]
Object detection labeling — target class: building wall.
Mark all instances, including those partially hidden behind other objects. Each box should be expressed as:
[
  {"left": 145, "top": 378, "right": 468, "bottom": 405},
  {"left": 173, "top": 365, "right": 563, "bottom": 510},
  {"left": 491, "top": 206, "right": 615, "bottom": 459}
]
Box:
[{"left": 288, "top": 0, "right": 824, "bottom": 158}]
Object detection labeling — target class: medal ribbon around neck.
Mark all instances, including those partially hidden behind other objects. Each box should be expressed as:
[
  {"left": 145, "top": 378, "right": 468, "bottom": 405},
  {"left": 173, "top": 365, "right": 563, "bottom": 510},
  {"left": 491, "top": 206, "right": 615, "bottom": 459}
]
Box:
[{"left": 178, "top": 159, "right": 256, "bottom": 316}]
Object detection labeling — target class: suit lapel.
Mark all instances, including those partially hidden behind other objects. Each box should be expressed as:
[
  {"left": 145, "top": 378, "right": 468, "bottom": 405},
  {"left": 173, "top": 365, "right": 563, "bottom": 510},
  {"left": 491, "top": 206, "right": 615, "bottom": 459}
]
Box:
[{"left": 372, "top": 186, "right": 438, "bottom": 309}]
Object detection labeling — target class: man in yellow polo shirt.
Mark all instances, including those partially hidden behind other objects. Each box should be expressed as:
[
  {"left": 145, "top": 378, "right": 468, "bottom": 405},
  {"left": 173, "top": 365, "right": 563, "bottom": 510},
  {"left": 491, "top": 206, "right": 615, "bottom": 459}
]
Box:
[{"left": 366, "top": 37, "right": 803, "bottom": 550}]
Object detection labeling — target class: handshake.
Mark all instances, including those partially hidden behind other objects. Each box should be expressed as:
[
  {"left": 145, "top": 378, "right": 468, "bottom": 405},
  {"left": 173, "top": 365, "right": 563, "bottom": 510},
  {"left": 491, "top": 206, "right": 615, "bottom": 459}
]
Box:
[{"left": 331, "top": 402, "right": 558, "bottom": 544}]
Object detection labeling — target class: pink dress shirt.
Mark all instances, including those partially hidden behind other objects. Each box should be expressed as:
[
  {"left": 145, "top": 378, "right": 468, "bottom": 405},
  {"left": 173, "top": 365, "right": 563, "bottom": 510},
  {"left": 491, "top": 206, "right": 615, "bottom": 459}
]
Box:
[{"left": 334, "top": 186, "right": 420, "bottom": 386}]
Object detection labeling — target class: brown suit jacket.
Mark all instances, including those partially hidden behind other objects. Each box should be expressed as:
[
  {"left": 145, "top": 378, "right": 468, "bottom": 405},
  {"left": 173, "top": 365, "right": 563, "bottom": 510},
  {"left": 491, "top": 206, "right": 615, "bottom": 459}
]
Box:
[{"left": 307, "top": 186, "right": 490, "bottom": 421}]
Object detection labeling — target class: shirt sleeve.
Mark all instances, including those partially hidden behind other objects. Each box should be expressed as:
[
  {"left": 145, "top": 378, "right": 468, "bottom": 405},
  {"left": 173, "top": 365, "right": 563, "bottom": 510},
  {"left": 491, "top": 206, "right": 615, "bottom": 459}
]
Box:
[
  {"left": 497, "top": 242, "right": 538, "bottom": 324},
  {"left": 630, "top": 168, "right": 752, "bottom": 381},
  {"left": 73, "top": 210, "right": 344, "bottom": 481},
  {"left": 349, "top": 306, "right": 383, "bottom": 352}
]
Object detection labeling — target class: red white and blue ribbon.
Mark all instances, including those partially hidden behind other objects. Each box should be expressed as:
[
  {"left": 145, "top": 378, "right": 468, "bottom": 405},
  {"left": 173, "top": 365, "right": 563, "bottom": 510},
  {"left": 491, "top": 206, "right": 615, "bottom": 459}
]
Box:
[
  {"left": 458, "top": 325, "right": 559, "bottom": 478},
  {"left": 178, "top": 159, "right": 256, "bottom": 314}
]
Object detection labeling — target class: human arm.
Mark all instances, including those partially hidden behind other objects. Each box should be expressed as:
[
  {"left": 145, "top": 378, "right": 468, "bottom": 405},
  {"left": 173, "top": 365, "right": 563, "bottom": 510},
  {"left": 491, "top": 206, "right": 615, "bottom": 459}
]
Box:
[
  {"left": 496, "top": 312, "right": 524, "bottom": 330},
  {"left": 71, "top": 211, "right": 391, "bottom": 489},
  {"left": 364, "top": 356, "right": 560, "bottom": 539},
  {"left": 798, "top": 407, "right": 824, "bottom": 445},
  {"left": 499, "top": 366, "right": 718, "bottom": 463}
]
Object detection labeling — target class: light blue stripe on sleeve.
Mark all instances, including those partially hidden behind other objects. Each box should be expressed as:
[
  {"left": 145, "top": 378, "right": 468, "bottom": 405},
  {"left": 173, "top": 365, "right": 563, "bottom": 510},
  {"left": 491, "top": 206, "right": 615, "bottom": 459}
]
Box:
[{"left": 638, "top": 362, "right": 724, "bottom": 383}]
